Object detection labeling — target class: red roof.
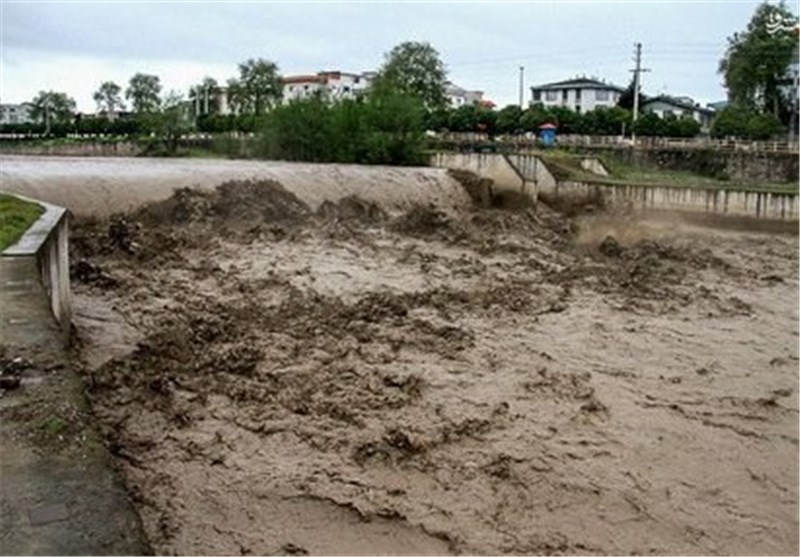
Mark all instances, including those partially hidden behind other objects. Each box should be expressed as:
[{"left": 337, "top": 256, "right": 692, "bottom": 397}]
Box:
[
  {"left": 539, "top": 123, "right": 557, "bottom": 130},
  {"left": 282, "top": 75, "right": 326, "bottom": 84}
]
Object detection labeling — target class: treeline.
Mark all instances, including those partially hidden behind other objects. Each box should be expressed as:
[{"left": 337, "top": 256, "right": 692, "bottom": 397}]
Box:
[{"left": 425, "top": 103, "right": 702, "bottom": 138}]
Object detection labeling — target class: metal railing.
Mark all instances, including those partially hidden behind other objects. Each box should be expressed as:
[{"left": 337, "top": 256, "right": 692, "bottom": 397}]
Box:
[{"left": 430, "top": 132, "right": 799, "bottom": 153}]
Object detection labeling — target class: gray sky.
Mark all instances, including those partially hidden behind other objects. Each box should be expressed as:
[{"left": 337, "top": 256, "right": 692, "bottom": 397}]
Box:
[{"left": 1, "top": 0, "right": 792, "bottom": 112}]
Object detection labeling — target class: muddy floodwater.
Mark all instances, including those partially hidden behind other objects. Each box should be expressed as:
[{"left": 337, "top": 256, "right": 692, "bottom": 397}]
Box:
[
  {"left": 56, "top": 174, "right": 800, "bottom": 556},
  {"left": 3, "top": 153, "right": 776, "bottom": 555}
]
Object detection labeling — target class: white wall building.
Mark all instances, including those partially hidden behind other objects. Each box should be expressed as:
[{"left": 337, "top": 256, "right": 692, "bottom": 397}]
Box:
[
  {"left": 530, "top": 77, "right": 624, "bottom": 113},
  {"left": 641, "top": 96, "right": 715, "bottom": 132},
  {"left": 446, "top": 83, "right": 484, "bottom": 107},
  {"left": 282, "top": 71, "right": 374, "bottom": 104},
  {"left": 0, "top": 103, "right": 34, "bottom": 125}
]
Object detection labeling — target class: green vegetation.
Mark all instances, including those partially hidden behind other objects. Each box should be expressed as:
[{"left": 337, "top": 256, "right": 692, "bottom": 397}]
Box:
[
  {"left": 371, "top": 41, "right": 448, "bottom": 110},
  {"left": 0, "top": 194, "right": 44, "bottom": 251},
  {"left": 537, "top": 149, "right": 798, "bottom": 194},
  {"left": 720, "top": 1, "right": 798, "bottom": 119}
]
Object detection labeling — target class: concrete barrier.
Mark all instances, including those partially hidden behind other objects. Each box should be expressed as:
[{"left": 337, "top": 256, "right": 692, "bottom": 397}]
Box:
[
  {"left": 2, "top": 195, "right": 71, "bottom": 343},
  {"left": 556, "top": 180, "right": 798, "bottom": 221},
  {"left": 431, "top": 152, "right": 539, "bottom": 202}
]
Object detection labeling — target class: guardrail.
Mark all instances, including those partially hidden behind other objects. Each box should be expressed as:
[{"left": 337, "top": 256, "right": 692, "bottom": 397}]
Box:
[{"left": 431, "top": 132, "right": 799, "bottom": 154}]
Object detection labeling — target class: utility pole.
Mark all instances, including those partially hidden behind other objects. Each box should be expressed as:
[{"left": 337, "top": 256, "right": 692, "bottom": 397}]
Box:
[
  {"left": 519, "top": 66, "right": 525, "bottom": 108},
  {"left": 629, "top": 42, "right": 650, "bottom": 142}
]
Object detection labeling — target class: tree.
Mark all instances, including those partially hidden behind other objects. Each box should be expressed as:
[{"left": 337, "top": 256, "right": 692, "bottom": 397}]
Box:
[
  {"left": 145, "top": 91, "right": 193, "bottom": 154},
  {"left": 372, "top": 41, "right": 448, "bottom": 109},
  {"left": 617, "top": 77, "right": 646, "bottom": 111},
  {"left": 228, "top": 58, "right": 282, "bottom": 116},
  {"left": 93, "top": 81, "right": 125, "bottom": 117},
  {"left": 719, "top": 1, "right": 798, "bottom": 123},
  {"left": 126, "top": 73, "right": 162, "bottom": 113},
  {"left": 711, "top": 105, "right": 783, "bottom": 139},
  {"left": 29, "top": 91, "right": 76, "bottom": 133},
  {"left": 496, "top": 105, "right": 524, "bottom": 135},
  {"left": 632, "top": 112, "right": 665, "bottom": 136}
]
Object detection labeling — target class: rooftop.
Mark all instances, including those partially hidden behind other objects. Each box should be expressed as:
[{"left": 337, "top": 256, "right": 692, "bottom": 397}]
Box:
[{"left": 530, "top": 77, "right": 625, "bottom": 92}]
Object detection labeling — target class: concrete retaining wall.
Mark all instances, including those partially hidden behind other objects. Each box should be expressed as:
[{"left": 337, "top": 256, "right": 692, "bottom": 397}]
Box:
[
  {"left": 431, "top": 152, "right": 537, "bottom": 201},
  {"left": 0, "top": 141, "right": 142, "bottom": 158},
  {"left": 555, "top": 181, "right": 798, "bottom": 220},
  {"left": 2, "top": 195, "right": 71, "bottom": 343}
]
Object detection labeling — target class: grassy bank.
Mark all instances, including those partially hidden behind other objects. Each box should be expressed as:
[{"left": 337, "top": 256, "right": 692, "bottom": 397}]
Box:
[
  {"left": 0, "top": 194, "right": 44, "bottom": 251},
  {"left": 537, "top": 149, "right": 799, "bottom": 194}
]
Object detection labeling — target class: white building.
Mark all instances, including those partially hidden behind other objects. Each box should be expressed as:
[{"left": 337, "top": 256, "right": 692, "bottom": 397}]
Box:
[
  {"left": 282, "top": 71, "right": 374, "bottom": 103},
  {"left": 641, "top": 96, "right": 715, "bottom": 132},
  {"left": 0, "top": 103, "right": 34, "bottom": 125},
  {"left": 446, "top": 83, "right": 484, "bottom": 107},
  {"left": 530, "top": 77, "right": 624, "bottom": 113}
]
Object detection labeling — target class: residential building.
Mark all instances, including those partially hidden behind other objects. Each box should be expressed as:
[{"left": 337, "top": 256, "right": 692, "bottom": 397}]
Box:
[
  {"left": 0, "top": 103, "right": 34, "bottom": 125},
  {"left": 211, "top": 70, "right": 375, "bottom": 114},
  {"left": 446, "top": 83, "right": 484, "bottom": 107},
  {"left": 641, "top": 95, "right": 715, "bottom": 132},
  {"left": 706, "top": 100, "right": 729, "bottom": 112},
  {"left": 529, "top": 77, "right": 625, "bottom": 113},
  {"left": 283, "top": 71, "right": 373, "bottom": 103}
]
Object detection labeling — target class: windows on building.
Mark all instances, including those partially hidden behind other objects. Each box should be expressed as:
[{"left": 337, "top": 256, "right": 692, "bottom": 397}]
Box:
[
  {"left": 595, "top": 89, "right": 609, "bottom": 101},
  {"left": 532, "top": 90, "right": 541, "bottom": 101},
  {"left": 545, "top": 90, "right": 558, "bottom": 101},
  {"left": 575, "top": 89, "right": 582, "bottom": 101}
]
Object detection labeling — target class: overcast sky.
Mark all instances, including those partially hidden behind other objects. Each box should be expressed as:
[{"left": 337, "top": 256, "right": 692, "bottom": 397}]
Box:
[{"left": 1, "top": 0, "right": 794, "bottom": 112}]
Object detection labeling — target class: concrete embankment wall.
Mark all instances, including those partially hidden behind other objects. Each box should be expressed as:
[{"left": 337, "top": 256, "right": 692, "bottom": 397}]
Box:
[
  {"left": 2, "top": 195, "right": 71, "bottom": 344},
  {"left": 430, "top": 152, "right": 538, "bottom": 201},
  {"left": 0, "top": 155, "right": 473, "bottom": 218},
  {"left": 586, "top": 147, "right": 798, "bottom": 184},
  {"left": 0, "top": 141, "right": 142, "bottom": 157},
  {"left": 555, "top": 181, "right": 798, "bottom": 220}
]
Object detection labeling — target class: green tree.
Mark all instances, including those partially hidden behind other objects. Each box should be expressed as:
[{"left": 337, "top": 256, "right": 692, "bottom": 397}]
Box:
[
  {"left": 372, "top": 41, "right": 448, "bottom": 109},
  {"left": 617, "top": 77, "right": 647, "bottom": 111},
  {"left": 719, "top": 1, "right": 798, "bottom": 122},
  {"left": 126, "top": 73, "right": 162, "bottom": 113},
  {"left": 228, "top": 58, "right": 282, "bottom": 116},
  {"left": 145, "top": 91, "right": 193, "bottom": 154},
  {"left": 663, "top": 115, "right": 701, "bottom": 138},
  {"left": 632, "top": 112, "right": 665, "bottom": 136},
  {"left": 746, "top": 112, "right": 783, "bottom": 139},
  {"left": 520, "top": 104, "right": 551, "bottom": 133},
  {"left": 29, "top": 91, "right": 76, "bottom": 133},
  {"left": 496, "top": 105, "right": 524, "bottom": 135},
  {"left": 92, "top": 81, "right": 125, "bottom": 116}
]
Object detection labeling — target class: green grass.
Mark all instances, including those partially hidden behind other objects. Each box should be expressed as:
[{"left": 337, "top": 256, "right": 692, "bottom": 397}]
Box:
[
  {"left": 536, "top": 149, "right": 799, "bottom": 195},
  {"left": 0, "top": 194, "right": 44, "bottom": 251}
]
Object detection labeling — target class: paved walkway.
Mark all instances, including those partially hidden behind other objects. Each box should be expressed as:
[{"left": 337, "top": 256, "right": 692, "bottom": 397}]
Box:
[{"left": 0, "top": 256, "right": 150, "bottom": 555}]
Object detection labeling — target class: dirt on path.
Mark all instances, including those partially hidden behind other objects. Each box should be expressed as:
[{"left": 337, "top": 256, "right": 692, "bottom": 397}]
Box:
[{"left": 69, "top": 178, "right": 798, "bottom": 555}]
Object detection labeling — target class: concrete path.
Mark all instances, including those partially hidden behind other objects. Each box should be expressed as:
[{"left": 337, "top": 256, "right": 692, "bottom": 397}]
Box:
[{"left": 0, "top": 257, "right": 150, "bottom": 555}]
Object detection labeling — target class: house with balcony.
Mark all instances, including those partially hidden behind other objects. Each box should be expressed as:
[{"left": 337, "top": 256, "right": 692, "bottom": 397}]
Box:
[
  {"left": 641, "top": 95, "right": 715, "bottom": 132},
  {"left": 530, "top": 77, "right": 625, "bottom": 113},
  {"left": 0, "top": 103, "right": 34, "bottom": 125}
]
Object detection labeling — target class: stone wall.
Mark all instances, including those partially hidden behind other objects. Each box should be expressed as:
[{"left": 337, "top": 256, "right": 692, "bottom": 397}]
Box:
[{"left": 594, "top": 147, "right": 798, "bottom": 183}]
